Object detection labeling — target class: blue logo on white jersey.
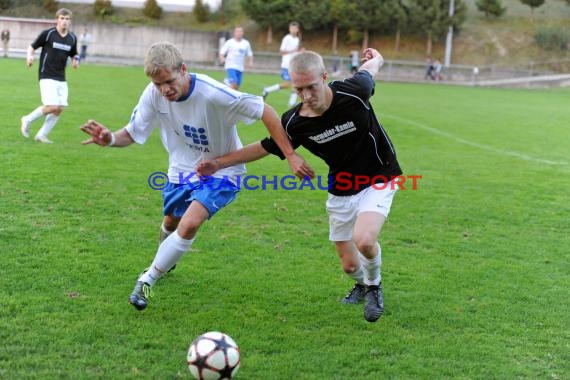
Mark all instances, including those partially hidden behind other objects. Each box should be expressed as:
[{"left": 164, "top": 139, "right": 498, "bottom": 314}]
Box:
[{"left": 183, "top": 125, "right": 209, "bottom": 145}]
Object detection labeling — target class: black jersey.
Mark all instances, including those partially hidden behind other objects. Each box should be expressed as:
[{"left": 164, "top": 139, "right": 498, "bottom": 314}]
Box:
[
  {"left": 31, "top": 27, "right": 78, "bottom": 81},
  {"left": 261, "top": 70, "right": 402, "bottom": 196}
]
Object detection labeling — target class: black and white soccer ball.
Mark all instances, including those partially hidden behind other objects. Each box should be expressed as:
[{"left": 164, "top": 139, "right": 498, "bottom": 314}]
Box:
[{"left": 187, "top": 331, "right": 240, "bottom": 380}]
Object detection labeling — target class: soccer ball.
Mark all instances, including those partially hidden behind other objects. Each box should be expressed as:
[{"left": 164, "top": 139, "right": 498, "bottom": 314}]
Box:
[{"left": 187, "top": 331, "right": 241, "bottom": 380}]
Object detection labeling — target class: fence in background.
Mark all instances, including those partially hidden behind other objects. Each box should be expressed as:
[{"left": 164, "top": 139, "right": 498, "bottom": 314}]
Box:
[{"left": 2, "top": 16, "right": 569, "bottom": 88}]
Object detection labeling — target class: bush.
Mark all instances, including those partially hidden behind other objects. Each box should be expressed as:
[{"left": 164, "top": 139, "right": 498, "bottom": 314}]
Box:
[
  {"left": 535, "top": 27, "right": 569, "bottom": 51},
  {"left": 193, "top": 0, "right": 210, "bottom": 23},
  {"left": 94, "top": 0, "right": 114, "bottom": 17},
  {"left": 143, "top": 0, "right": 162, "bottom": 19},
  {"left": 0, "top": 0, "right": 12, "bottom": 11},
  {"left": 42, "top": 0, "right": 58, "bottom": 13}
]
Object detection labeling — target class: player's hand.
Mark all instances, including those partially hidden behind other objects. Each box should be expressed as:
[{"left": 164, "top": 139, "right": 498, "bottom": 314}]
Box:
[
  {"left": 196, "top": 159, "right": 220, "bottom": 177},
  {"left": 286, "top": 152, "right": 315, "bottom": 180},
  {"left": 362, "top": 48, "right": 383, "bottom": 63},
  {"left": 80, "top": 119, "right": 112, "bottom": 146},
  {"left": 26, "top": 57, "right": 34, "bottom": 67}
]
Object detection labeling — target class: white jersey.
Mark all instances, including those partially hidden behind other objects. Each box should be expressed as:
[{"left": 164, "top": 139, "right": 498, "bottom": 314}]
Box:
[
  {"left": 125, "top": 73, "right": 264, "bottom": 185},
  {"left": 219, "top": 38, "right": 253, "bottom": 72},
  {"left": 280, "top": 34, "right": 300, "bottom": 69}
]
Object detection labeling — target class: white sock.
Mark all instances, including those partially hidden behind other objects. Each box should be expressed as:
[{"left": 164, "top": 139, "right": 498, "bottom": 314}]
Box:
[
  {"left": 25, "top": 106, "right": 45, "bottom": 124},
  {"left": 140, "top": 231, "right": 194, "bottom": 286},
  {"left": 347, "top": 259, "right": 364, "bottom": 284},
  {"left": 288, "top": 92, "right": 298, "bottom": 107},
  {"left": 37, "top": 114, "right": 59, "bottom": 137},
  {"left": 362, "top": 243, "right": 382, "bottom": 286},
  {"left": 264, "top": 84, "right": 280, "bottom": 93}
]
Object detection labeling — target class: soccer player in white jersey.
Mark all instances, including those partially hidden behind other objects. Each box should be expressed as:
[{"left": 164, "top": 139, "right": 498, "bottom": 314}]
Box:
[
  {"left": 262, "top": 21, "right": 301, "bottom": 107},
  {"left": 219, "top": 26, "right": 253, "bottom": 90},
  {"left": 80, "top": 42, "right": 314, "bottom": 311},
  {"left": 20, "top": 8, "right": 80, "bottom": 143}
]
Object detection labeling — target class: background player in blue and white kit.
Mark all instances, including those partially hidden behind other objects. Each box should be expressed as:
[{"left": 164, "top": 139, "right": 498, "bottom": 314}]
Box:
[
  {"left": 80, "top": 42, "right": 314, "bottom": 311},
  {"left": 262, "top": 21, "right": 302, "bottom": 107},
  {"left": 219, "top": 26, "right": 253, "bottom": 90},
  {"left": 20, "top": 8, "right": 80, "bottom": 144},
  {"left": 198, "top": 48, "right": 402, "bottom": 323}
]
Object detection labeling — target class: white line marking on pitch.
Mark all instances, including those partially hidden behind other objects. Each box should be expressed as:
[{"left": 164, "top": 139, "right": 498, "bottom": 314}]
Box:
[{"left": 384, "top": 114, "right": 569, "bottom": 167}]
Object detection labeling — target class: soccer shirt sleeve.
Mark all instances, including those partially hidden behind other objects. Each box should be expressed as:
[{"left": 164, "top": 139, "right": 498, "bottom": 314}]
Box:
[{"left": 124, "top": 84, "right": 159, "bottom": 144}]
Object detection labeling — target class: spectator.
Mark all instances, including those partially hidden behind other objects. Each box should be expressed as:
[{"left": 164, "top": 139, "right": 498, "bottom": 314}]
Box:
[
  {"left": 79, "top": 28, "right": 91, "bottom": 61},
  {"left": 1, "top": 29, "right": 9, "bottom": 58}
]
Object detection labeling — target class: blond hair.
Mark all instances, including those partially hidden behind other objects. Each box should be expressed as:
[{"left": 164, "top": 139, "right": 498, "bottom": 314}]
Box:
[
  {"left": 289, "top": 50, "right": 326, "bottom": 76},
  {"left": 144, "top": 42, "right": 184, "bottom": 77}
]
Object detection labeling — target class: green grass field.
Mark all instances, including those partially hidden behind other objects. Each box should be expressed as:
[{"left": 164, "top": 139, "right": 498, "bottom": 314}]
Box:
[{"left": 1, "top": 58, "right": 569, "bottom": 379}]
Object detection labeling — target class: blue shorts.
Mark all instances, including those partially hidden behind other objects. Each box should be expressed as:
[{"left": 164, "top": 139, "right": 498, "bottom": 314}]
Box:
[
  {"left": 280, "top": 68, "right": 291, "bottom": 82},
  {"left": 162, "top": 178, "right": 240, "bottom": 219},
  {"left": 225, "top": 69, "right": 243, "bottom": 87}
]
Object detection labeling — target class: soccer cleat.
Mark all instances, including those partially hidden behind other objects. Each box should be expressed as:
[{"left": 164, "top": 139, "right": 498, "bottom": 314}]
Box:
[
  {"left": 364, "top": 283, "right": 384, "bottom": 322},
  {"left": 20, "top": 117, "right": 30, "bottom": 138},
  {"left": 34, "top": 135, "right": 53, "bottom": 144},
  {"left": 340, "top": 283, "right": 366, "bottom": 304},
  {"left": 262, "top": 89, "right": 268, "bottom": 100},
  {"left": 129, "top": 281, "right": 152, "bottom": 310}
]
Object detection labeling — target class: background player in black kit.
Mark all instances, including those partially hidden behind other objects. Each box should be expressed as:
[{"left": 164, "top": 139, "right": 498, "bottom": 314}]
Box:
[
  {"left": 197, "top": 48, "right": 402, "bottom": 323},
  {"left": 20, "top": 8, "right": 80, "bottom": 143}
]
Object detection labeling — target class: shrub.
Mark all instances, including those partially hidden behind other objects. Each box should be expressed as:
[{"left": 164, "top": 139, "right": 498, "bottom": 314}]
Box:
[
  {"left": 43, "top": 0, "right": 58, "bottom": 13},
  {"left": 143, "top": 0, "right": 162, "bottom": 19},
  {"left": 94, "top": 0, "right": 114, "bottom": 17},
  {"left": 535, "top": 27, "right": 569, "bottom": 51}
]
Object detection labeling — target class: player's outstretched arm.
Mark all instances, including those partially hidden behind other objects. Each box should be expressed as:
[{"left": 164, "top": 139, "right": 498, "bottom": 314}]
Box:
[
  {"left": 80, "top": 119, "right": 134, "bottom": 147},
  {"left": 260, "top": 104, "right": 315, "bottom": 179},
  {"left": 196, "top": 142, "right": 269, "bottom": 177}
]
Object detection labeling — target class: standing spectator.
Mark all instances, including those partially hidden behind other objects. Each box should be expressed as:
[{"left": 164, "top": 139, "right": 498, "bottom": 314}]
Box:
[
  {"left": 1, "top": 29, "right": 9, "bottom": 58},
  {"left": 424, "top": 57, "right": 434, "bottom": 80},
  {"left": 432, "top": 59, "right": 442, "bottom": 81},
  {"left": 349, "top": 50, "right": 360, "bottom": 73},
  {"left": 20, "top": 8, "right": 80, "bottom": 143},
  {"left": 79, "top": 28, "right": 91, "bottom": 61},
  {"left": 262, "top": 21, "right": 302, "bottom": 107},
  {"left": 218, "top": 26, "right": 253, "bottom": 90}
]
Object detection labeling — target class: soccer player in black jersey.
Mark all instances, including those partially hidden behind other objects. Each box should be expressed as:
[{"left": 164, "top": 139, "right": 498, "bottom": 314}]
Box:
[
  {"left": 198, "top": 48, "right": 402, "bottom": 322},
  {"left": 20, "top": 8, "right": 80, "bottom": 143}
]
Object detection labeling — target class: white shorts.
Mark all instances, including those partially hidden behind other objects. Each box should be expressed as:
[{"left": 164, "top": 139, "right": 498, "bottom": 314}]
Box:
[
  {"left": 39, "top": 79, "right": 69, "bottom": 106},
  {"left": 326, "top": 182, "right": 398, "bottom": 241}
]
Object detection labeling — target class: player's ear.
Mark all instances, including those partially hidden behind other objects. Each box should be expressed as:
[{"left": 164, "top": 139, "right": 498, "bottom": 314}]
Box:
[{"left": 180, "top": 63, "right": 187, "bottom": 75}]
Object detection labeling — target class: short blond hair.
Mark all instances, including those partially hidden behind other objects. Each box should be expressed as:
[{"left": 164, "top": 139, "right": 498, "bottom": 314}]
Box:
[
  {"left": 144, "top": 41, "right": 184, "bottom": 77},
  {"left": 289, "top": 50, "right": 326, "bottom": 76}
]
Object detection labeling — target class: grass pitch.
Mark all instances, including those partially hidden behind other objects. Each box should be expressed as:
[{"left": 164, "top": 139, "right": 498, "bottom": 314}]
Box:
[{"left": 1, "top": 58, "right": 569, "bottom": 379}]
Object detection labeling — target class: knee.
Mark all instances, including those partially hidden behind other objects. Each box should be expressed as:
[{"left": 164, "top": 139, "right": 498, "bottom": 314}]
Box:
[
  {"left": 341, "top": 262, "right": 358, "bottom": 275},
  {"left": 176, "top": 220, "right": 199, "bottom": 240},
  {"left": 354, "top": 239, "right": 376, "bottom": 256}
]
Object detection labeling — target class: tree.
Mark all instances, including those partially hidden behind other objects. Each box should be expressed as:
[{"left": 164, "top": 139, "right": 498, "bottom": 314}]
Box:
[
  {"left": 0, "top": 0, "right": 11, "bottom": 11},
  {"left": 240, "top": 0, "right": 297, "bottom": 44},
  {"left": 519, "top": 0, "right": 545, "bottom": 16},
  {"left": 408, "top": 0, "right": 466, "bottom": 56},
  {"left": 327, "top": 0, "right": 358, "bottom": 52},
  {"left": 143, "top": 0, "right": 163, "bottom": 19},
  {"left": 194, "top": 0, "right": 211, "bottom": 23},
  {"left": 43, "top": 0, "right": 58, "bottom": 13},
  {"left": 94, "top": 0, "right": 114, "bottom": 17},
  {"left": 476, "top": 0, "right": 506, "bottom": 18}
]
